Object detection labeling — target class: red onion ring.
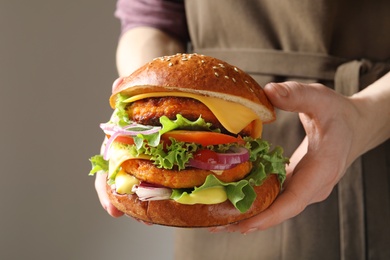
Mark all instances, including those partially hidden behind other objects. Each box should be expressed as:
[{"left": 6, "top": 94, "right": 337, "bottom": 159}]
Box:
[
  {"left": 132, "top": 182, "right": 172, "bottom": 201},
  {"left": 188, "top": 147, "right": 250, "bottom": 170},
  {"left": 100, "top": 122, "right": 161, "bottom": 160}
]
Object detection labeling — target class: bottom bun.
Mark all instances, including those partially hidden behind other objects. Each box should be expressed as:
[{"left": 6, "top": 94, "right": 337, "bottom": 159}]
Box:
[{"left": 106, "top": 174, "right": 280, "bottom": 227}]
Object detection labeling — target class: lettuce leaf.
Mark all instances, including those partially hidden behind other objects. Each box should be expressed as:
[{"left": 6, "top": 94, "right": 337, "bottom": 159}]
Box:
[
  {"left": 145, "top": 139, "right": 197, "bottom": 170},
  {"left": 89, "top": 155, "right": 108, "bottom": 175},
  {"left": 159, "top": 114, "right": 216, "bottom": 134},
  {"left": 244, "top": 137, "right": 289, "bottom": 185},
  {"left": 171, "top": 172, "right": 259, "bottom": 213},
  {"left": 114, "top": 94, "right": 132, "bottom": 127}
]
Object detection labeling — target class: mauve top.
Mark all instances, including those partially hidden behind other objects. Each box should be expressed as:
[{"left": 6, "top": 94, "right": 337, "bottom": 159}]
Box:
[{"left": 115, "top": 0, "right": 188, "bottom": 42}]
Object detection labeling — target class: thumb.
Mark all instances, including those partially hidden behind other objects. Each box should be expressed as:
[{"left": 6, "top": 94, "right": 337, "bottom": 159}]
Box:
[{"left": 263, "top": 81, "right": 335, "bottom": 114}]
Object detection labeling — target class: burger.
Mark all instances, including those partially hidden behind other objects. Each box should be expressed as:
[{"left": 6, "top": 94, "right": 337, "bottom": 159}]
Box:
[{"left": 89, "top": 53, "right": 288, "bottom": 227}]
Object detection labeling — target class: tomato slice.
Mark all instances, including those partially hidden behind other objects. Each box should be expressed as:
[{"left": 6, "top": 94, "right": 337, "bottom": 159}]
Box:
[
  {"left": 162, "top": 130, "right": 244, "bottom": 146},
  {"left": 192, "top": 149, "right": 219, "bottom": 163},
  {"left": 107, "top": 135, "right": 135, "bottom": 145}
]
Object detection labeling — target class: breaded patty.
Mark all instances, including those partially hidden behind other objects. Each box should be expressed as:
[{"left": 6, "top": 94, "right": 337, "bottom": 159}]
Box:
[
  {"left": 121, "top": 159, "right": 253, "bottom": 189},
  {"left": 127, "top": 97, "right": 254, "bottom": 135},
  {"left": 127, "top": 97, "right": 223, "bottom": 129}
]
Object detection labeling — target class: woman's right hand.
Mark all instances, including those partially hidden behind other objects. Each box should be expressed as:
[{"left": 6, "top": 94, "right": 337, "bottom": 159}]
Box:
[{"left": 95, "top": 171, "right": 124, "bottom": 218}]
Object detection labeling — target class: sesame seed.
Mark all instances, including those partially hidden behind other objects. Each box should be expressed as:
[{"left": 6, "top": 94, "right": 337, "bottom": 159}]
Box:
[
  {"left": 168, "top": 62, "right": 173, "bottom": 67},
  {"left": 219, "top": 63, "right": 225, "bottom": 68},
  {"left": 232, "top": 78, "right": 236, "bottom": 82},
  {"left": 201, "top": 60, "right": 205, "bottom": 63},
  {"left": 234, "top": 67, "right": 239, "bottom": 72},
  {"left": 214, "top": 72, "right": 219, "bottom": 77},
  {"left": 224, "top": 75, "right": 229, "bottom": 79},
  {"left": 212, "top": 66, "right": 218, "bottom": 69}
]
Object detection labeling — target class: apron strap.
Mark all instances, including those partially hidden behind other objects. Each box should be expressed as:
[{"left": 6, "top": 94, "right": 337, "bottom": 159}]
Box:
[
  {"left": 334, "top": 60, "right": 367, "bottom": 260},
  {"left": 335, "top": 59, "right": 390, "bottom": 259},
  {"left": 195, "top": 48, "right": 347, "bottom": 81}
]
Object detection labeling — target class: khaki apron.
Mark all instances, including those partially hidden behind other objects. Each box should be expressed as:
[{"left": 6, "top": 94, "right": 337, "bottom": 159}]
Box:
[{"left": 174, "top": 1, "right": 390, "bottom": 259}]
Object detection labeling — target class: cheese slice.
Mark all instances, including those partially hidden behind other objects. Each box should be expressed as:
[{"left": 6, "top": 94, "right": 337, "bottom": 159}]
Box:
[{"left": 123, "top": 92, "right": 262, "bottom": 137}]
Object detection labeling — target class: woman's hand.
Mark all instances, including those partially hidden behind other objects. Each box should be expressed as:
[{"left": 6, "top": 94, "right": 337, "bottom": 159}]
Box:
[
  {"left": 95, "top": 171, "right": 124, "bottom": 218},
  {"left": 210, "top": 78, "right": 390, "bottom": 234}
]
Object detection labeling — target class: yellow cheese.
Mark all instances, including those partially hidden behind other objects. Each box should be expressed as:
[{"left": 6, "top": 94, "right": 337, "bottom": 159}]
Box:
[
  {"left": 115, "top": 170, "right": 140, "bottom": 194},
  {"left": 173, "top": 186, "right": 228, "bottom": 205},
  {"left": 124, "top": 92, "right": 262, "bottom": 137}
]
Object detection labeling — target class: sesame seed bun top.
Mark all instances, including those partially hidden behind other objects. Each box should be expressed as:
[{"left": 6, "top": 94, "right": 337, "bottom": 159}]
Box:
[{"left": 110, "top": 53, "right": 275, "bottom": 123}]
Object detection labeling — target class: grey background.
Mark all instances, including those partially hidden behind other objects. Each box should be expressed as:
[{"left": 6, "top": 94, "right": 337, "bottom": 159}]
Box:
[{"left": 0, "top": 1, "right": 174, "bottom": 259}]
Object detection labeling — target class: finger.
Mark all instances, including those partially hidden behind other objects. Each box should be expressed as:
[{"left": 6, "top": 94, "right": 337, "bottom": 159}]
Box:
[
  {"left": 284, "top": 136, "right": 308, "bottom": 185},
  {"left": 264, "top": 81, "right": 336, "bottom": 115},
  {"left": 95, "top": 172, "right": 124, "bottom": 218},
  {"left": 235, "top": 149, "right": 337, "bottom": 234},
  {"left": 233, "top": 175, "right": 307, "bottom": 233},
  {"left": 127, "top": 216, "right": 154, "bottom": 226},
  {"left": 208, "top": 223, "right": 237, "bottom": 233}
]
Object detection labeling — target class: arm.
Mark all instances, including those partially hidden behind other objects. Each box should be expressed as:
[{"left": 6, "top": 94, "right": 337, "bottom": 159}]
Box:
[
  {"left": 349, "top": 72, "right": 390, "bottom": 157},
  {"left": 212, "top": 72, "right": 390, "bottom": 233},
  {"left": 116, "top": 27, "right": 186, "bottom": 77}
]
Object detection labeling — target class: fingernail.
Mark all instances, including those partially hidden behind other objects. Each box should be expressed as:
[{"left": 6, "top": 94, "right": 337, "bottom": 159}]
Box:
[
  {"left": 112, "top": 77, "right": 124, "bottom": 91},
  {"left": 209, "top": 226, "right": 226, "bottom": 233},
  {"left": 243, "top": 228, "right": 258, "bottom": 235}
]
